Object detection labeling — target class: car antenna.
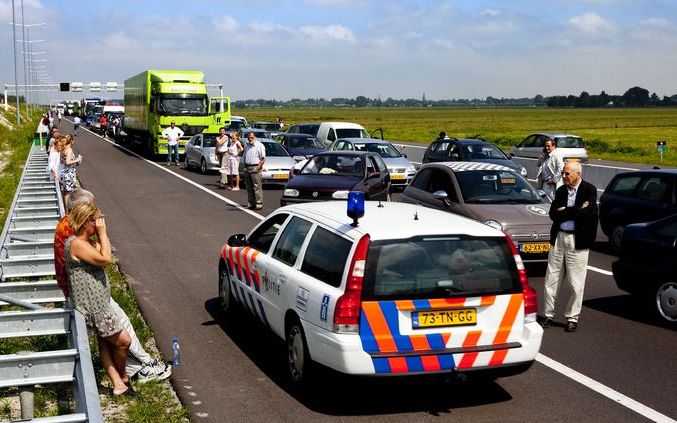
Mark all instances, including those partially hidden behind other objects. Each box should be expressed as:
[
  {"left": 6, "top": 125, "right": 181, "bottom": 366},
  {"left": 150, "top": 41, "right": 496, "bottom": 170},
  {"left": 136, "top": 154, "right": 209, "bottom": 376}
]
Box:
[
  {"left": 414, "top": 205, "right": 419, "bottom": 221},
  {"left": 377, "top": 200, "right": 384, "bottom": 208}
]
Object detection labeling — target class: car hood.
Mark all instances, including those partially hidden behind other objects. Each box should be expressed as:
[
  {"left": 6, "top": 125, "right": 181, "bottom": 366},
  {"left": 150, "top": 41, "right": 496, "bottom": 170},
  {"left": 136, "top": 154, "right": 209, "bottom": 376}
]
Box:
[
  {"left": 382, "top": 157, "right": 414, "bottom": 170},
  {"left": 286, "top": 175, "right": 361, "bottom": 191},
  {"left": 264, "top": 156, "right": 296, "bottom": 169},
  {"left": 463, "top": 203, "right": 551, "bottom": 228}
]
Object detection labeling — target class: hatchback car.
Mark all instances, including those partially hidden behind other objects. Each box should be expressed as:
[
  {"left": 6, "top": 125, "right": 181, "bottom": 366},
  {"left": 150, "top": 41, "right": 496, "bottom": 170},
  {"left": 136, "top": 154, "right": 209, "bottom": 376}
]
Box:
[
  {"left": 612, "top": 213, "right": 677, "bottom": 327},
  {"left": 509, "top": 133, "right": 588, "bottom": 163},
  {"left": 600, "top": 169, "right": 677, "bottom": 251},
  {"left": 329, "top": 138, "right": 417, "bottom": 188},
  {"left": 239, "top": 139, "right": 296, "bottom": 185},
  {"left": 184, "top": 131, "right": 220, "bottom": 174},
  {"left": 285, "top": 123, "right": 320, "bottom": 137},
  {"left": 218, "top": 198, "right": 542, "bottom": 386},
  {"left": 281, "top": 151, "right": 390, "bottom": 205},
  {"left": 400, "top": 162, "right": 552, "bottom": 262},
  {"left": 276, "top": 133, "right": 326, "bottom": 162},
  {"left": 423, "top": 138, "right": 527, "bottom": 177}
]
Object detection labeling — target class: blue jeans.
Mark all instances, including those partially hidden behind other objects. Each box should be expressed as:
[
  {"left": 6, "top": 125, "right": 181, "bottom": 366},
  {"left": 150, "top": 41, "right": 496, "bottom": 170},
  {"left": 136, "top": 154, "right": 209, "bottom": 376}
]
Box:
[{"left": 167, "top": 144, "right": 179, "bottom": 164}]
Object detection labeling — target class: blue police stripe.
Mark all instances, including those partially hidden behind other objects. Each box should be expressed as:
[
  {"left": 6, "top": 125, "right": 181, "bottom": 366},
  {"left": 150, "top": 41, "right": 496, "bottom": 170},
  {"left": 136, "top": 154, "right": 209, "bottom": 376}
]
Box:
[
  {"left": 438, "top": 354, "right": 455, "bottom": 369},
  {"left": 257, "top": 299, "right": 270, "bottom": 328},
  {"left": 371, "top": 357, "right": 391, "bottom": 374},
  {"left": 230, "top": 280, "right": 240, "bottom": 303},
  {"left": 247, "top": 292, "right": 259, "bottom": 319},
  {"left": 426, "top": 333, "right": 447, "bottom": 350},
  {"left": 379, "top": 302, "right": 413, "bottom": 352},
  {"left": 358, "top": 309, "right": 380, "bottom": 353},
  {"left": 239, "top": 286, "right": 250, "bottom": 312},
  {"left": 405, "top": 356, "right": 423, "bottom": 372}
]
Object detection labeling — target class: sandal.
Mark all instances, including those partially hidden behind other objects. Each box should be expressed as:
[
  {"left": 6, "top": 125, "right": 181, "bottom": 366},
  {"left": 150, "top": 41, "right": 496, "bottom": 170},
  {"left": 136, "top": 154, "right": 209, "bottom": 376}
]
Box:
[{"left": 114, "top": 386, "right": 138, "bottom": 397}]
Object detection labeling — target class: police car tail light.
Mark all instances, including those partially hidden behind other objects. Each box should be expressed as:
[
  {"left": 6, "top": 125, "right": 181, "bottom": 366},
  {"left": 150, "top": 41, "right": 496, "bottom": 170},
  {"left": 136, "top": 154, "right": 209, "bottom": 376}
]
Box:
[
  {"left": 505, "top": 234, "right": 538, "bottom": 323},
  {"left": 334, "top": 234, "right": 370, "bottom": 333}
]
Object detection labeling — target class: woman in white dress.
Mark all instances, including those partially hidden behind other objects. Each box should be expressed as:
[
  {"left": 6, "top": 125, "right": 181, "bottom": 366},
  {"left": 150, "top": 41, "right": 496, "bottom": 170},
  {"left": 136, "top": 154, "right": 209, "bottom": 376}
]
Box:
[{"left": 221, "top": 132, "right": 244, "bottom": 190}]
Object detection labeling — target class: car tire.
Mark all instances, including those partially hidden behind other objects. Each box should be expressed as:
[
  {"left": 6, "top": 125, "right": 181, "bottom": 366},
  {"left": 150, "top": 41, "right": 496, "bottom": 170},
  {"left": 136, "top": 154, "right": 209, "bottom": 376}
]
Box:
[
  {"left": 200, "top": 158, "right": 207, "bottom": 175},
  {"left": 652, "top": 281, "right": 677, "bottom": 327},
  {"left": 286, "top": 316, "right": 314, "bottom": 387},
  {"left": 184, "top": 155, "right": 191, "bottom": 170},
  {"left": 218, "top": 264, "right": 236, "bottom": 316},
  {"left": 609, "top": 225, "right": 624, "bottom": 253}
]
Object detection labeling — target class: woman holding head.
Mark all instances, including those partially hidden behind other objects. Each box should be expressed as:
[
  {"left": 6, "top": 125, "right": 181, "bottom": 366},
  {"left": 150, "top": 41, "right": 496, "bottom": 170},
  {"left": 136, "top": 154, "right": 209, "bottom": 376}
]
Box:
[
  {"left": 59, "top": 135, "right": 82, "bottom": 205},
  {"left": 65, "top": 202, "right": 134, "bottom": 396}
]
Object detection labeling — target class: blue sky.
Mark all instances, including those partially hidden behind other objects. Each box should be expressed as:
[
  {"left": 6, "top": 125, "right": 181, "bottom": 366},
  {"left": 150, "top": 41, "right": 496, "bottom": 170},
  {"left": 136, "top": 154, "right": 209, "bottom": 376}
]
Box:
[{"left": 2, "top": 0, "right": 677, "bottom": 100}]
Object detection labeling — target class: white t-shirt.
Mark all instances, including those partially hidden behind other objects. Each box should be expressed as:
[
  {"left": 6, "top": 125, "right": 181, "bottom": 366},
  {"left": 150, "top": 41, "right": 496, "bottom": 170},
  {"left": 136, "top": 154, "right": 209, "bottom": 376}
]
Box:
[{"left": 162, "top": 126, "right": 184, "bottom": 146}]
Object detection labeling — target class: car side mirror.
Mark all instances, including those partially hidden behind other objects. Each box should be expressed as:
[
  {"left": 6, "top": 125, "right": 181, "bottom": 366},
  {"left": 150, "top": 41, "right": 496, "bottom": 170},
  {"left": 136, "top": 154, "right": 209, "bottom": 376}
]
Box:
[
  {"left": 368, "top": 171, "right": 380, "bottom": 179},
  {"left": 227, "top": 234, "right": 247, "bottom": 247},
  {"left": 537, "top": 189, "right": 547, "bottom": 198},
  {"left": 292, "top": 168, "right": 301, "bottom": 175},
  {"left": 450, "top": 153, "right": 460, "bottom": 160},
  {"left": 432, "top": 190, "right": 452, "bottom": 207}
]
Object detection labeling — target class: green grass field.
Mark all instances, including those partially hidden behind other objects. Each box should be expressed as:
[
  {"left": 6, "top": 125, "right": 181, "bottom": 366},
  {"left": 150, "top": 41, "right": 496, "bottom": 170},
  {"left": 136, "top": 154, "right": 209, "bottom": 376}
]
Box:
[{"left": 242, "top": 107, "right": 677, "bottom": 166}]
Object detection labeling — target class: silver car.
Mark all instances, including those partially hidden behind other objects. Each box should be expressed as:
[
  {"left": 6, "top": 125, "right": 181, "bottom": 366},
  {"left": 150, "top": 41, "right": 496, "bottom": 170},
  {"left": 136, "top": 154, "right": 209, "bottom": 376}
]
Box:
[
  {"left": 239, "top": 139, "right": 296, "bottom": 185},
  {"left": 400, "top": 161, "right": 552, "bottom": 262},
  {"left": 509, "top": 132, "right": 588, "bottom": 163},
  {"left": 184, "top": 132, "right": 220, "bottom": 174},
  {"left": 328, "top": 137, "right": 416, "bottom": 188}
]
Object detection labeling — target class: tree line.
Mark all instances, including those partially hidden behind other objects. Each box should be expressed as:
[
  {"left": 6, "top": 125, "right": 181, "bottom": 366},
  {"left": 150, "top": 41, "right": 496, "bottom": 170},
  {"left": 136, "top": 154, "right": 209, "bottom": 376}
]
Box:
[{"left": 232, "top": 86, "right": 677, "bottom": 108}]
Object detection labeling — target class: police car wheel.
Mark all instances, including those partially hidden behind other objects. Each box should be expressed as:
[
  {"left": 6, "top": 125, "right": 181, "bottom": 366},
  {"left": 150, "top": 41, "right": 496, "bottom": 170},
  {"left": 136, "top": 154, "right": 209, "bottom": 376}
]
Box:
[
  {"left": 218, "top": 268, "right": 235, "bottom": 315},
  {"left": 653, "top": 281, "right": 677, "bottom": 326},
  {"left": 286, "top": 320, "right": 312, "bottom": 384}
]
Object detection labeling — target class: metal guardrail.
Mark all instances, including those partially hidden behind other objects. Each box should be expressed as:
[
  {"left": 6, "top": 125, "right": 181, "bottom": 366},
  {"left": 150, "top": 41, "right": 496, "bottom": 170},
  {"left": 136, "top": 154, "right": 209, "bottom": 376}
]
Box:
[{"left": 0, "top": 145, "right": 102, "bottom": 422}]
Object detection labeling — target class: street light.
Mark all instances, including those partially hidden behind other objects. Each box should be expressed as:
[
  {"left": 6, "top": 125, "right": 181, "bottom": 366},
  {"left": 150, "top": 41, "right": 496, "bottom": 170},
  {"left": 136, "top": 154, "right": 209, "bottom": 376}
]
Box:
[{"left": 9, "top": 20, "right": 45, "bottom": 116}]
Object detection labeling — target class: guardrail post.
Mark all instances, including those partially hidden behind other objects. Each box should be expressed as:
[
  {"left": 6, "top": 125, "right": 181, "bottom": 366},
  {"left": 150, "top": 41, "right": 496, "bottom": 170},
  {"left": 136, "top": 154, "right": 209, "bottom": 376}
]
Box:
[{"left": 17, "top": 351, "right": 35, "bottom": 419}]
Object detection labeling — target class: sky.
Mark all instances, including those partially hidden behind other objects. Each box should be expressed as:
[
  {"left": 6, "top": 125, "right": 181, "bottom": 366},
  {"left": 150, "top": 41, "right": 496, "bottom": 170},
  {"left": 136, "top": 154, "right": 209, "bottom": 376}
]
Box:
[{"left": 2, "top": 0, "right": 677, "bottom": 101}]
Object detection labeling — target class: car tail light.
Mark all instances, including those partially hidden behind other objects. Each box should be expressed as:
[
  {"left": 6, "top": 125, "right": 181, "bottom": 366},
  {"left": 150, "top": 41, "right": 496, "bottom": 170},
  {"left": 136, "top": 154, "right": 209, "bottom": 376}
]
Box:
[
  {"left": 333, "top": 234, "right": 370, "bottom": 333},
  {"left": 505, "top": 234, "right": 538, "bottom": 323}
]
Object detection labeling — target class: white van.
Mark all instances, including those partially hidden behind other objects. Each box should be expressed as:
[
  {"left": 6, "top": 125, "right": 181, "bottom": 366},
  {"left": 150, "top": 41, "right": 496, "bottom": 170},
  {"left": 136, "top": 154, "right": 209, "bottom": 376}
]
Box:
[
  {"left": 315, "top": 122, "right": 369, "bottom": 147},
  {"left": 218, "top": 197, "right": 543, "bottom": 386}
]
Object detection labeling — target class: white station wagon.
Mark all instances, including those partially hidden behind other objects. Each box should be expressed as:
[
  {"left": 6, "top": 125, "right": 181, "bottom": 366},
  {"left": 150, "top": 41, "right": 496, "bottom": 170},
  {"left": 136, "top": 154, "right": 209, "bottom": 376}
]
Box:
[{"left": 218, "top": 196, "right": 543, "bottom": 385}]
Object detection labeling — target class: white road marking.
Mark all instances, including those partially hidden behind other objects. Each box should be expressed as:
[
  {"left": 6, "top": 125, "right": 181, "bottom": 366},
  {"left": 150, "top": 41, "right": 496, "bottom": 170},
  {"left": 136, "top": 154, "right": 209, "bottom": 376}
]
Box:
[
  {"left": 536, "top": 354, "right": 676, "bottom": 423},
  {"left": 79, "top": 121, "right": 669, "bottom": 422}
]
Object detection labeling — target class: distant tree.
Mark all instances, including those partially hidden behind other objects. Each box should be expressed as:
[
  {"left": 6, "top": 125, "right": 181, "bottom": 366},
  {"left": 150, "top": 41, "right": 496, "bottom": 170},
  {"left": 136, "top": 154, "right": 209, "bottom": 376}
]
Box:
[
  {"left": 622, "top": 86, "right": 650, "bottom": 106},
  {"left": 576, "top": 91, "right": 591, "bottom": 107},
  {"left": 355, "top": 96, "right": 369, "bottom": 107}
]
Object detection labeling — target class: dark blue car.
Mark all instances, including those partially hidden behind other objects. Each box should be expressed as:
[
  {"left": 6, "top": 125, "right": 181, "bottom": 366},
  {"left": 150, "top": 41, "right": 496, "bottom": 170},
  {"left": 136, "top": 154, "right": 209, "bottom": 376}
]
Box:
[{"left": 276, "top": 133, "right": 326, "bottom": 162}]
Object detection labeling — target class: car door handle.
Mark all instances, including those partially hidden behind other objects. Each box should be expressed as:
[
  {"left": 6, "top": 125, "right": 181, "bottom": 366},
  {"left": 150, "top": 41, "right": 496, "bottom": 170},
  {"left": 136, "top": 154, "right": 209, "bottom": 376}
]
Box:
[{"left": 279, "top": 275, "right": 287, "bottom": 284}]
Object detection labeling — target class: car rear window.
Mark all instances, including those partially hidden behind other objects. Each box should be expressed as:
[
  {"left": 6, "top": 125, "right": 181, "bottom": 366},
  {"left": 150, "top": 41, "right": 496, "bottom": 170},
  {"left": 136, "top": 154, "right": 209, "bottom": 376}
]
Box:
[
  {"left": 336, "top": 128, "right": 368, "bottom": 138},
  {"left": 608, "top": 175, "right": 642, "bottom": 195},
  {"left": 555, "top": 137, "right": 584, "bottom": 148},
  {"left": 362, "top": 236, "right": 520, "bottom": 301}
]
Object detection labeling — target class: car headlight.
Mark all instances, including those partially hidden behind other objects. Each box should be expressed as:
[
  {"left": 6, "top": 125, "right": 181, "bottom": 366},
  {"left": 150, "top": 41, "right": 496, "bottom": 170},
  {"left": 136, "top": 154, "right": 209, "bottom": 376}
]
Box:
[
  {"left": 293, "top": 155, "right": 306, "bottom": 162},
  {"left": 406, "top": 165, "right": 417, "bottom": 174},
  {"left": 520, "top": 166, "right": 527, "bottom": 176},
  {"left": 483, "top": 220, "right": 504, "bottom": 231},
  {"left": 283, "top": 189, "right": 299, "bottom": 197},
  {"left": 332, "top": 190, "right": 349, "bottom": 199}
]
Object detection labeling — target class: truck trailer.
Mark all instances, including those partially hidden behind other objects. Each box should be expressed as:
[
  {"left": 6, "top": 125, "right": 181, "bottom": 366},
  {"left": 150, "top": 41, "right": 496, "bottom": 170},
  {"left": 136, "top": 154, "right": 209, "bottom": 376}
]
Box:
[{"left": 123, "top": 70, "right": 230, "bottom": 156}]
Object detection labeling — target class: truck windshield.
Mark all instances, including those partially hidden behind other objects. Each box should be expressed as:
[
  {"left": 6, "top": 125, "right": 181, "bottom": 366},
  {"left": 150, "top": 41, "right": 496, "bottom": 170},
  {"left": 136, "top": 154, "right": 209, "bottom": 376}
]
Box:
[{"left": 158, "top": 95, "right": 208, "bottom": 116}]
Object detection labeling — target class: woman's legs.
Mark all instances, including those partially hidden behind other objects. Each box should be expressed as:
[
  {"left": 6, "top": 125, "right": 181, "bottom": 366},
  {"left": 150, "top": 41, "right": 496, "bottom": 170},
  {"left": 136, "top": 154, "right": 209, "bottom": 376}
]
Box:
[
  {"left": 102, "top": 329, "right": 132, "bottom": 392},
  {"left": 99, "top": 337, "right": 128, "bottom": 394}
]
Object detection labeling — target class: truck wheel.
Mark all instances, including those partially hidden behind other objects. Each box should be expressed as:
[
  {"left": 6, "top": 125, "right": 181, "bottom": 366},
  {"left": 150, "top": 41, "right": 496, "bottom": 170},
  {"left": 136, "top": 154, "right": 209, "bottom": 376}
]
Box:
[
  {"left": 652, "top": 281, "right": 677, "bottom": 327},
  {"left": 200, "top": 158, "right": 208, "bottom": 174},
  {"left": 286, "top": 317, "right": 314, "bottom": 386}
]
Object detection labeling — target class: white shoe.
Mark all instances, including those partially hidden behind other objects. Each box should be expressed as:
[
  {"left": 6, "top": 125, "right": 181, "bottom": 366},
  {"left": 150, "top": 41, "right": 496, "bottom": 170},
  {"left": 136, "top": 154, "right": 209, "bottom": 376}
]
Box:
[{"left": 135, "top": 359, "right": 172, "bottom": 383}]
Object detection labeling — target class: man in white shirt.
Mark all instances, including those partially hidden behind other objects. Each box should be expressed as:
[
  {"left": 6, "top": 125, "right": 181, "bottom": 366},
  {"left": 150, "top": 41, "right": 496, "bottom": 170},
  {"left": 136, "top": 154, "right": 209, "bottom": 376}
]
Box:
[
  {"left": 73, "top": 116, "right": 81, "bottom": 136},
  {"left": 161, "top": 121, "right": 184, "bottom": 166},
  {"left": 536, "top": 138, "right": 565, "bottom": 202},
  {"left": 242, "top": 131, "right": 266, "bottom": 209}
]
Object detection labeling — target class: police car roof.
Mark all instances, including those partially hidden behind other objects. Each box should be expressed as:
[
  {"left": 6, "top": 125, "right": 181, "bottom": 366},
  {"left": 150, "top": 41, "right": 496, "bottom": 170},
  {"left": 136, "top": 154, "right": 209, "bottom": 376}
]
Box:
[{"left": 279, "top": 201, "right": 503, "bottom": 241}]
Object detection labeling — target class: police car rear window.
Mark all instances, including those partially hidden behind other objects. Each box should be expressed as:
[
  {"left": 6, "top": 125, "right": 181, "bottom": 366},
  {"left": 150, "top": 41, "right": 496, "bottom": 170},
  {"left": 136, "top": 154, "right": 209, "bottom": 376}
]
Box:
[{"left": 362, "top": 236, "right": 520, "bottom": 301}]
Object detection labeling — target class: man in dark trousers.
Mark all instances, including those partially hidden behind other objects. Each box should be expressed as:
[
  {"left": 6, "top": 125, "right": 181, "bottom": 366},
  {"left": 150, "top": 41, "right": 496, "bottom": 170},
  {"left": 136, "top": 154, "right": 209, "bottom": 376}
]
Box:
[{"left": 540, "top": 161, "right": 598, "bottom": 332}]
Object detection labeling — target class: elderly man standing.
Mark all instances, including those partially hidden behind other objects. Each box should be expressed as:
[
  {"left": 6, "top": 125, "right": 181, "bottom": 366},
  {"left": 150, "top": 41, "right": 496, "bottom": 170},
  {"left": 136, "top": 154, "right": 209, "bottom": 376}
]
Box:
[
  {"left": 242, "top": 131, "right": 266, "bottom": 210},
  {"left": 540, "top": 162, "right": 598, "bottom": 332},
  {"left": 536, "top": 138, "right": 565, "bottom": 202}
]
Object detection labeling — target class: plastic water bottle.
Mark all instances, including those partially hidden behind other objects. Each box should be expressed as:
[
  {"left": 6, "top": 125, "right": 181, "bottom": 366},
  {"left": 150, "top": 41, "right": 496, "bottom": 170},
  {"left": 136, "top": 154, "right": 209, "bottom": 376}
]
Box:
[{"left": 171, "top": 337, "right": 181, "bottom": 366}]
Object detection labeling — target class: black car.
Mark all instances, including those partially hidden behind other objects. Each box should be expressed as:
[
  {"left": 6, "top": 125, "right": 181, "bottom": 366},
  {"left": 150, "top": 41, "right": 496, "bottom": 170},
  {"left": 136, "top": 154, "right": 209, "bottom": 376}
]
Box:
[
  {"left": 275, "top": 133, "right": 326, "bottom": 161},
  {"left": 612, "top": 213, "right": 677, "bottom": 327},
  {"left": 285, "top": 123, "right": 320, "bottom": 137},
  {"left": 422, "top": 138, "right": 527, "bottom": 177},
  {"left": 599, "top": 169, "right": 677, "bottom": 252},
  {"left": 281, "top": 151, "right": 390, "bottom": 206}
]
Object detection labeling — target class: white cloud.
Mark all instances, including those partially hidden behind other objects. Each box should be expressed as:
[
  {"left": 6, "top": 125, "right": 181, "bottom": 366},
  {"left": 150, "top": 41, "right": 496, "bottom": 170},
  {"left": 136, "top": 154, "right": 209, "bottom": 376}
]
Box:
[
  {"left": 212, "top": 15, "right": 239, "bottom": 32},
  {"left": 480, "top": 9, "right": 501, "bottom": 17},
  {"left": 638, "top": 17, "right": 673, "bottom": 30},
  {"left": 568, "top": 12, "right": 615, "bottom": 35},
  {"left": 299, "top": 25, "right": 356, "bottom": 44}
]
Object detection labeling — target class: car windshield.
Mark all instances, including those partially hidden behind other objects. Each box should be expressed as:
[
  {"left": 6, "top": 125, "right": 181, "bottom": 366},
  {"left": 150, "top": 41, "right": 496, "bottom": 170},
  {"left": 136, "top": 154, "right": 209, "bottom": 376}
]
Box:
[
  {"left": 352, "top": 142, "right": 401, "bottom": 158},
  {"left": 456, "top": 170, "right": 541, "bottom": 204},
  {"left": 264, "top": 142, "right": 290, "bottom": 157},
  {"left": 295, "top": 124, "right": 320, "bottom": 135},
  {"left": 336, "top": 128, "right": 368, "bottom": 138},
  {"left": 202, "top": 134, "right": 218, "bottom": 148},
  {"left": 158, "top": 95, "right": 208, "bottom": 116},
  {"left": 555, "top": 137, "right": 584, "bottom": 148},
  {"left": 288, "top": 137, "right": 324, "bottom": 150},
  {"left": 362, "top": 236, "right": 520, "bottom": 300},
  {"left": 301, "top": 155, "right": 364, "bottom": 176},
  {"left": 463, "top": 143, "right": 508, "bottom": 160},
  {"left": 256, "top": 123, "right": 281, "bottom": 131}
]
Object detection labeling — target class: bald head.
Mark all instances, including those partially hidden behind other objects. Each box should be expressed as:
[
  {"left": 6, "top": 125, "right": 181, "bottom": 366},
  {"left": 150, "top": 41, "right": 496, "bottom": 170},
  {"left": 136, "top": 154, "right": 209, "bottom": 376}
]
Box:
[
  {"left": 562, "top": 162, "right": 582, "bottom": 188},
  {"left": 66, "top": 189, "right": 95, "bottom": 212}
]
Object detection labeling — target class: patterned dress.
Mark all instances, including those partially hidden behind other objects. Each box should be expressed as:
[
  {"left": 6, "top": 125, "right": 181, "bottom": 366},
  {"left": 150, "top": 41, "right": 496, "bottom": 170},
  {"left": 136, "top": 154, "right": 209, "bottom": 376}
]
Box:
[
  {"left": 59, "top": 152, "right": 78, "bottom": 192},
  {"left": 64, "top": 236, "right": 123, "bottom": 338}
]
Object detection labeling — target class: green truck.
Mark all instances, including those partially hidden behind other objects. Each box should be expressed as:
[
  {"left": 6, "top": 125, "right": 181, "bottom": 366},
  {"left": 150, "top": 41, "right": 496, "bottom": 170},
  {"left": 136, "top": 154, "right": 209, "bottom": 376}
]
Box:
[{"left": 123, "top": 70, "right": 230, "bottom": 156}]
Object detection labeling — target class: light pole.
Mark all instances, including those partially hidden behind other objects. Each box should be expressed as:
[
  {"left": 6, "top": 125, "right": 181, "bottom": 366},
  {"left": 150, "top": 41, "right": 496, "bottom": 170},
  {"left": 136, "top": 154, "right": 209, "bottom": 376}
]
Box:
[
  {"left": 9, "top": 21, "right": 45, "bottom": 116},
  {"left": 10, "top": 0, "right": 20, "bottom": 124},
  {"left": 17, "top": 39, "right": 45, "bottom": 114}
]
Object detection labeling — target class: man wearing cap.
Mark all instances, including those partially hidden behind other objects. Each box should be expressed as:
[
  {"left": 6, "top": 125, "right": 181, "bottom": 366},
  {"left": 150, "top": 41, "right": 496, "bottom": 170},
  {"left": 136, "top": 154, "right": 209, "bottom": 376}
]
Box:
[
  {"left": 242, "top": 131, "right": 266, "bottom": 210},
  {"left": 162, "top": 121, "right": 184, "bottom": 166}
]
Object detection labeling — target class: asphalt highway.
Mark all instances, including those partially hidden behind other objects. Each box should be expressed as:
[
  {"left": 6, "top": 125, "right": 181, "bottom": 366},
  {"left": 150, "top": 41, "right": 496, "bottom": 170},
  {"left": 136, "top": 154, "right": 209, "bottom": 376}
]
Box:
[{"left": 65, "top": 122, "right": 675, "bottom": 422}]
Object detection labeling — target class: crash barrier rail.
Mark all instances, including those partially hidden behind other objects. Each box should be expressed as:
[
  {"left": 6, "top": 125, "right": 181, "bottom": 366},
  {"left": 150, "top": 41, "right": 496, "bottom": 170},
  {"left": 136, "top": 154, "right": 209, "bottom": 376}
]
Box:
[{"left": 0, "top": 144, "right": 102, "bottom": 422}]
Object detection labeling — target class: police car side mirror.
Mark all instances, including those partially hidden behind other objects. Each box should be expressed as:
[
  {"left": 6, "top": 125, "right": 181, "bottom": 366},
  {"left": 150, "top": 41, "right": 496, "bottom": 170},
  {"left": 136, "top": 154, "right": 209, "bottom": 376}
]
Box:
[{"left": 227, "top": 234, "right": 247, "bottom": 247}]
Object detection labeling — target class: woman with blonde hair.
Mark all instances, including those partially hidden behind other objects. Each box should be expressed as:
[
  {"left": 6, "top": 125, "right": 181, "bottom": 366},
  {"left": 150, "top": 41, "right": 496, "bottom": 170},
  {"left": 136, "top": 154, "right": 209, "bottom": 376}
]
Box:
[
  {"left": 59, "top": 135, "right": 82, "bottom": 205},
  {"left": 65, "top": 203, "right": 135, "bottom": 396}
]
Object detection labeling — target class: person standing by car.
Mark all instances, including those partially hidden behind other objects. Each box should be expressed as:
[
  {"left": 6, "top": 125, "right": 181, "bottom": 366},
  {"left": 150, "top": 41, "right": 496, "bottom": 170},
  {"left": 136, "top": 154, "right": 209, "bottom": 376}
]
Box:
[
  {"left": 536, "top": 138, "right": 564, "bottom": 202},
  {"left": 242, "top": 131, "right": 266, "bottom": 209},
  {"left": 162, "top": 121, "right": 184, "bottom": 166},
  {"left": 98, "top": 114, "right": 108, "bottom": 138},
  {"left": 73, "top": 115, "right": 81, "bottom": 136},
  {"left": 540, "top": 162, "right": 598, "bottom": 332},
  {"left": 215, "top": 127, "right": 229, "bottom": 185},
  {"left": 221, "top": 131, "right": 243, "bottom": 190}
]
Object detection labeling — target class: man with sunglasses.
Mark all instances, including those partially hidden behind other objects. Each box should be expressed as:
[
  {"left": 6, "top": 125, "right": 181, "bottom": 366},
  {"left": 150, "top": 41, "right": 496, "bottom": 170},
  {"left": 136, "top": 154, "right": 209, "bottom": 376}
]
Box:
[{"left": 540, "top": 162, "right": 598, "bottom": 332}]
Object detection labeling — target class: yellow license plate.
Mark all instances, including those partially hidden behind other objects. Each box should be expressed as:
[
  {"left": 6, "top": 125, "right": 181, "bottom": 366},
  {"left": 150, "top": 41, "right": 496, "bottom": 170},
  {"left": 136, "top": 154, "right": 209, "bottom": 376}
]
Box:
[
  {"left": 412, "top": 308, "right": 477, "bottom": 329},
  {"left": 390, "top": 174, "right": 405, "bottom": 180},
  {"left": 565, "top": 158, "right": 581, "bottom": 163},
  {"left": 520, "top": 242, "right": 551, "bottom": 253},
  {"left": 273, "top": 174, "right": 288, "bottom": 179}
]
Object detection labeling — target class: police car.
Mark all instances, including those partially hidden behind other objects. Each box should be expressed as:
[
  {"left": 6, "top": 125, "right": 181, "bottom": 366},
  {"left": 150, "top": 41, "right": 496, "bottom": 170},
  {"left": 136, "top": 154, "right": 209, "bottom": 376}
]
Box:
[{"left": 218, "top": 193, "right": 543, "bottom": 385}]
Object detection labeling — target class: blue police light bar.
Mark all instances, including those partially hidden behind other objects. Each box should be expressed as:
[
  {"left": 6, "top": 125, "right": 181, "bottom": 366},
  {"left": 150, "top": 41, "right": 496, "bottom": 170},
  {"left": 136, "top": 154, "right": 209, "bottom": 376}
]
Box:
[{"left": 347, "top": 191, "right": 365, "bottom": 227}]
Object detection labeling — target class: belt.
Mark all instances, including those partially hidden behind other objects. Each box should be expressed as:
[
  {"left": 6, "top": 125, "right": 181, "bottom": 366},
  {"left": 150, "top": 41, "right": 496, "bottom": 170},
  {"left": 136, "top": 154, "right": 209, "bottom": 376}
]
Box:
[{"left": 559, "top": 229, "right": 575, "bottom": 234}]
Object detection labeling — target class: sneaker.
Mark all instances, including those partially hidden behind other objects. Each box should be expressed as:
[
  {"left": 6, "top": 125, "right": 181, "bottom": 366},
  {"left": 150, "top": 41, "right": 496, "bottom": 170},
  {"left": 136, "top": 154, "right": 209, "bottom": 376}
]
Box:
[{"left": 136, "top": 359, "right": 172, "bottom": 383}]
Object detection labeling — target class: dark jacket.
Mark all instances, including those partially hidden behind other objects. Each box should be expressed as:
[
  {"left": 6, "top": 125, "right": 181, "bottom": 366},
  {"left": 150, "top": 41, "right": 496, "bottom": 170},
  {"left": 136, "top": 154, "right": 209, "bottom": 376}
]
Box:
[{"left": 549, "top": 179, "right": 599, "bottom": 250}]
